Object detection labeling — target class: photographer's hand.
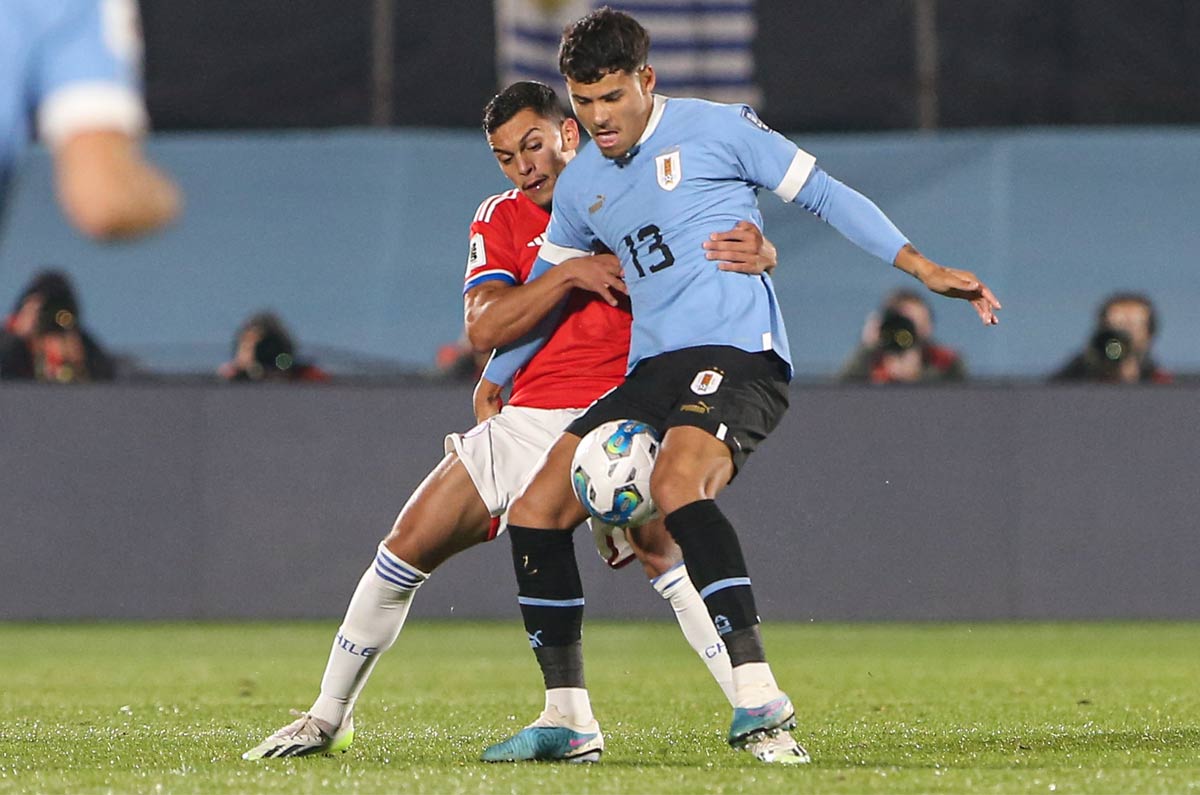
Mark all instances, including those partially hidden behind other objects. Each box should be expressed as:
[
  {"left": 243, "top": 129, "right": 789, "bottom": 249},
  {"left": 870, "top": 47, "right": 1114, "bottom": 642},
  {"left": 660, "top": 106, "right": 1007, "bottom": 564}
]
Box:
[{"left": 895, "top": 244, "right": 1001, "bottom": 325}]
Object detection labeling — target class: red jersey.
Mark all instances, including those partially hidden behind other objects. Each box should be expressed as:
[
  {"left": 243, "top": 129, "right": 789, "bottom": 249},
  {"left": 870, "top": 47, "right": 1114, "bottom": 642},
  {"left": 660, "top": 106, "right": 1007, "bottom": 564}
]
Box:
[{"left": 464, "top": 189, "right": 629, "bottom": 409}]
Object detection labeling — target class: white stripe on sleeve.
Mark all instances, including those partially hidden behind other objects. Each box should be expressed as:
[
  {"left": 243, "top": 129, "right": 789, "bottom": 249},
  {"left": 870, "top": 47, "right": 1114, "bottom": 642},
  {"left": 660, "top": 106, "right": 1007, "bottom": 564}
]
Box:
[
  {"left": 538, "top": 240, "right": 591, "bottom": 265},
  {"left": 38, "top": 82, "right": 148, "bottom": 148},
  {"left": 772, "top": 148, "right": 817, "bottom": 203}
]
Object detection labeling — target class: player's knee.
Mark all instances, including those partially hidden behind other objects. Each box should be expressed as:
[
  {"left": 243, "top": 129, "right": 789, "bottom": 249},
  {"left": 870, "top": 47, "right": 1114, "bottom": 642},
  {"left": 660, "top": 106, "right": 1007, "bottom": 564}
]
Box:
[
  {"left": 506, "top": 494, "right": 533, "bottom": 527},
  {"left": 650, "top": 464, "right": 705, "bottom": 516}
]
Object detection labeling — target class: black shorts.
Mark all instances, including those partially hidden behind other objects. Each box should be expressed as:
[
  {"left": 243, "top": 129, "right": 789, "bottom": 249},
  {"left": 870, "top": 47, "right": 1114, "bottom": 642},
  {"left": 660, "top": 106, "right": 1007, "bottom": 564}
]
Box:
[{"left": 566, "top": 345, "right": 790, "bottom": 473}]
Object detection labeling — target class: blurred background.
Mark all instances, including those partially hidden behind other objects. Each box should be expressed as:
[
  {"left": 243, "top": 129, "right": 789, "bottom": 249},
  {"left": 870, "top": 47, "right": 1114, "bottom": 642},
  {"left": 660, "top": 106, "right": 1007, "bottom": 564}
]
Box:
[
  {"left": 2, "top": 0, "right": 1198, "bottom": 622},
  {"left": 2, "top": 0, "right": 1198, "bottom": 380}
]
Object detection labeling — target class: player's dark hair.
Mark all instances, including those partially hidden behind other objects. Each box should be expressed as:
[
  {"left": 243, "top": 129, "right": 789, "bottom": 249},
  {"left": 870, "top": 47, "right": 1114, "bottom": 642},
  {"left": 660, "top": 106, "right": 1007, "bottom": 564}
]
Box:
[
  {"left": 558, "top": 6, "right": 650, "bottom": 84},
  {"left": 482, "top": 81, "right": 566, "bottom": 134},
  {"left": 1098, "top": 291, "right": 1157, "bottom": 337}
]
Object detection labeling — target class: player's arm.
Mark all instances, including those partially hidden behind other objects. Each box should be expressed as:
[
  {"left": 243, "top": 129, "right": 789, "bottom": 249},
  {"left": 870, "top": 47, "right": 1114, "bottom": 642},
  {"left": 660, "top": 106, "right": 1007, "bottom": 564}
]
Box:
[
  {"left": 34, "top": 0, "right": 181, "bottom": 240},
  {"left": 464, "top": 252, "right": 624, "bottom": 351},
  {"left": 730, "top": 104, "right": 999, "bottom": 323},
  {"left": 54, "top": 131, "right": 181, "bottom": 240},
  {"left": 792, "top": 168, "right": 1000, "bottom": 325}
]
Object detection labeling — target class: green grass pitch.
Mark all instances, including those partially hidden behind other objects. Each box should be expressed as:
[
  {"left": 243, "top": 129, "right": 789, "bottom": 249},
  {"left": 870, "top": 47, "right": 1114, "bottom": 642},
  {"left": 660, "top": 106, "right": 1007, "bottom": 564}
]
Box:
[{"left": 1, "top": 621, "right": 1198, "bottom": 794}]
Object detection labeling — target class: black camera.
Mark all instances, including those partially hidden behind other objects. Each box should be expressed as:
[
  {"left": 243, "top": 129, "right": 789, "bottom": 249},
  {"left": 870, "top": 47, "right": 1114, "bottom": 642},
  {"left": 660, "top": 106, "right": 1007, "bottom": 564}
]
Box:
[
  {"left": 1090, "top": 326, "right": 1132, "bottom": 365},
  {"left": 253, "top": 328, "right": 295, "bottom": 375},
  {"left": 877, "top": 309, "right": 919, "bottom": 353}
]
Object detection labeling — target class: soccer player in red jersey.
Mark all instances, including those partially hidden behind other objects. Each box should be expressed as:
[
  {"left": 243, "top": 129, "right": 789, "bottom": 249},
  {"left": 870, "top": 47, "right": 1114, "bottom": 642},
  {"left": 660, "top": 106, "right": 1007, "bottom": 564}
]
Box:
[{"left": 243, "top": 81, "right": 780, "bottom": 761}]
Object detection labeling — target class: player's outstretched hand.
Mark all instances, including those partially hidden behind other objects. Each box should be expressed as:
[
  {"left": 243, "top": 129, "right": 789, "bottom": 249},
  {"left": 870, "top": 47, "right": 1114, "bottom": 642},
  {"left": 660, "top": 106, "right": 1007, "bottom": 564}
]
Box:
[
  {"left": 704, "top": 220, "right": 777, "bottom": 274},
  {"left": 896, "top": 244, "right": 1001, "bottom": 326},
  {"left": 562, "top": 253, "right": 626, "bottom": 306},
  {"left": 920, "top": 265, "right": 1002, "bottom": 325}
]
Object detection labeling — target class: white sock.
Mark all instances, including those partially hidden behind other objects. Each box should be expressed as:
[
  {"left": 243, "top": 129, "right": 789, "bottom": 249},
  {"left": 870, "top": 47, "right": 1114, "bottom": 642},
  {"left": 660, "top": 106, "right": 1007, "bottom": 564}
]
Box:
[
  {"left": 732, "top": 661, "right": 784, "bottom": 708},
  {"left": 540, "top": 687, "right": 595, "bottom": 730},
  {"left": 652, "top": 562, "right": 735, "bottom": 706},
  {"left": 309, "top": 543, "right": 429, "bottom": 727}
]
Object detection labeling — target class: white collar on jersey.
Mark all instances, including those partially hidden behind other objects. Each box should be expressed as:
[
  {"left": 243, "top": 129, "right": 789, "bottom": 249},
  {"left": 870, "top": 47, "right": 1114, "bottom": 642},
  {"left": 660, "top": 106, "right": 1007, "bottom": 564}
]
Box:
[
  {"left": 634, "top": 94, "right": 668, "bottom": 148},
  {"left": 613, "top": 95, "right": 668, "bottom": 168}
]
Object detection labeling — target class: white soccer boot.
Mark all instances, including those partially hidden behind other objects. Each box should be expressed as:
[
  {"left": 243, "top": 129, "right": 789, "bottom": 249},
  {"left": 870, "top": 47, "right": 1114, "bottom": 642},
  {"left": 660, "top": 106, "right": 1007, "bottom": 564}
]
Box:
[{"left": 242, "top": 710, "right": 354, "bottom": 759}]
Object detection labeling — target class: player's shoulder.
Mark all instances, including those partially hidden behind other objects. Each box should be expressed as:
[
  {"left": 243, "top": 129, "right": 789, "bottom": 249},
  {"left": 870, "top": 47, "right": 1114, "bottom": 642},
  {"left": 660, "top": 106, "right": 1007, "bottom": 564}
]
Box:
[
  {"left": 666, "top": 96, "right": 773, "bottom": 134},
  {"left": 471, "top": 188, "right": 522, "bottom": 228},
  {"left": 663, "top": 96, "right": 744, "bottom": 122}
]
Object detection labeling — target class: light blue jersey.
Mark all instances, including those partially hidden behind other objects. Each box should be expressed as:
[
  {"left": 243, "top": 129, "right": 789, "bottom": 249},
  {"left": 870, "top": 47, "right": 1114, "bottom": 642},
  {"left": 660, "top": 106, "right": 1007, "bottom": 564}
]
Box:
[
  {"left": 484, "top": 95, "right": 911, "bottom": 387},
  {"left": 538, "top": 95, "right": 810, "bottom": 375},
  {"left": 0, "top": 0, "right": 146, "bottom": 218}
]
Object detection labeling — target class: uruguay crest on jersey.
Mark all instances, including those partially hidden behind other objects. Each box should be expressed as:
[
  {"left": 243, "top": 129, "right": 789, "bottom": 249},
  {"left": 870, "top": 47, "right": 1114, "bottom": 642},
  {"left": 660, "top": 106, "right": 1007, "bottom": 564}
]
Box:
[{"left": 655, "top": 148, "right": 682, "bottom": 191}]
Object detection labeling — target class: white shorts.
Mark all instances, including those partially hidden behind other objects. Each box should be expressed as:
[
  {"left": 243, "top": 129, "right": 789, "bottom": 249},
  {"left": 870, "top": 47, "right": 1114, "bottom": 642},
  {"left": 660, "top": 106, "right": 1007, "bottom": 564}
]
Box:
[{"left": 444, "top": 405, "right": 636, "bottom": 567}]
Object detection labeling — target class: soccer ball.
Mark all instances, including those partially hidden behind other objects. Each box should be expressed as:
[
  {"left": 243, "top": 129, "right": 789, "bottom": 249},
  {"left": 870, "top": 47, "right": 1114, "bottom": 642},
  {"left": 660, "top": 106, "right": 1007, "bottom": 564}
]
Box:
[{"left": 571, "top": 419, "right": 660, "bottom": 527}]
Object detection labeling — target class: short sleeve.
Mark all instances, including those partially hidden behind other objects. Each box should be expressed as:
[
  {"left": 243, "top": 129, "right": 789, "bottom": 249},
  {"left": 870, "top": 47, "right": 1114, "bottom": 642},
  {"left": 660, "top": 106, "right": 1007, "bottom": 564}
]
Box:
[
  {"left": 34, "top": 0, "right": 148, "bottom": 147},
  {"left": 464, "top": 195, "right": 521, "bottom": 293},
  {"left": 721, "top": 104, "right": 816, "bottom": 203}
]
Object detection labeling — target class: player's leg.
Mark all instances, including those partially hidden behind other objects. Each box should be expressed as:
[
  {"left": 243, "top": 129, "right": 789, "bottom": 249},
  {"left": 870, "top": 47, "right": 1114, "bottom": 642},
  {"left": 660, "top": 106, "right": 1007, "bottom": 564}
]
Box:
[
  {"left": 244, "top": 453, "right": 492, "bottom": 759},
  {"left": 481, "top": 433, "right": 602, "bottom": 762},
  {"left": 652, "top": 427, "right": 805, "bottom": 759},
  {"left": 308, "top": 454, "right": 493, "bottom": 724},
  {"left": 650, "top": 347, "right": 809, "bottom": 763},
  {"left": 623, "top": 520, "right": 736, "bottom": 705}
]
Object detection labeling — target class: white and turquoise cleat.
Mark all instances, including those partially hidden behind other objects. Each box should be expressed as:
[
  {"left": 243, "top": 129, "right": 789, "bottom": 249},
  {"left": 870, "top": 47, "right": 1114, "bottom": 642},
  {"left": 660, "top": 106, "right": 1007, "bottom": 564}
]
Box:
[
  {"left": 728, "top": 695, "right": 798, "bottom": 750},
  {"left": 481, "top": 721, "right": 604, "bottom": 763},
  {"left": 242, "top": 710, "right": 354, "bottom": 760}
]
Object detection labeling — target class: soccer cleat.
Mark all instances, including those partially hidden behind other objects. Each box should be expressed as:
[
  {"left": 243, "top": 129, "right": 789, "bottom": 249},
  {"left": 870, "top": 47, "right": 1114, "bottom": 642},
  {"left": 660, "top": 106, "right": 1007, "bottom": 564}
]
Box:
[
  {"left": 481, "top": 717, "right": 604, "bottom": 763},
  {"left": 728, "top": 695, "right": 797, "bottom": 750},
  {"left": 743, "top": 728, "right": 811, "bottom": 765},
  {"left": 242, "top": 710, "right": 354, "bottom": 760}
]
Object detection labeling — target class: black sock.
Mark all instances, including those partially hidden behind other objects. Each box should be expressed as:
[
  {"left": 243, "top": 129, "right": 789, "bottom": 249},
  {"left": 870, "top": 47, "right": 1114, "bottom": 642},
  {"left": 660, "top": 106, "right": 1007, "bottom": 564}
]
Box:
[
  {"left": 508, "top": 524, "right": 585, "bottom": 689},
  {"left": 664, "top": 499, "right": 762, "bottom": 665}
]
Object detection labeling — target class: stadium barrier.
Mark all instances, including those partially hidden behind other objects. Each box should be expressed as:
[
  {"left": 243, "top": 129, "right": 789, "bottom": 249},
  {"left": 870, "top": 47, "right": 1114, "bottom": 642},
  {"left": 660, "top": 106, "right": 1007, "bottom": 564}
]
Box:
[{"left": 2, "top": 383, "right": 1196, "bottom": 622}]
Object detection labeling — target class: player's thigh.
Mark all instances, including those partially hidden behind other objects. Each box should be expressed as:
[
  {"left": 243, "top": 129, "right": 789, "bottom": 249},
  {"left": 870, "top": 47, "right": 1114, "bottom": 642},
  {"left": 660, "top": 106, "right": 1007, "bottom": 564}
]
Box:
[
  {"left": 652, "top": 347, "right": 790, "bottom": 513},
  {"left": 385, "top": 452, "right": 492, "bottom": 572},
  {"left": 507, "top": 432, "right": 590, "bottom": 529}
]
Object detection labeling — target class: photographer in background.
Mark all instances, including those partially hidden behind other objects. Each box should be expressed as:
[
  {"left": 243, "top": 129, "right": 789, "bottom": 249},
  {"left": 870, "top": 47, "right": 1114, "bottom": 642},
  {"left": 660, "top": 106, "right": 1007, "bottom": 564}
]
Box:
[
  {"left": 1052, "top": 293, "right": 1172, "bottom": 384},
  {"left": 218, "top": 311, "right": 330, "bottom": 383},
  {"left": 0, "top": 269, "right": 115, "bottom": 381},
  {"left": 839, "top": 289, "right": 966, "bottom": 384}
]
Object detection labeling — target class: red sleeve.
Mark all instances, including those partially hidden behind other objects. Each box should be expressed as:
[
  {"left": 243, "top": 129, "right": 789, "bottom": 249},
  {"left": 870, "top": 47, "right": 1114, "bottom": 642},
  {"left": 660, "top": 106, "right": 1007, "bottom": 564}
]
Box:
[{"left": 464, "top": 193, "right": 521, "bottom": 294}]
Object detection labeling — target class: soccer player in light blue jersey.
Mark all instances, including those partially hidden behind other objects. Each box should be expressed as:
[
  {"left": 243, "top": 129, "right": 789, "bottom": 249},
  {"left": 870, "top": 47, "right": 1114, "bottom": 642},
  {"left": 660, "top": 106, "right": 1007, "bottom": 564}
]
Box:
[
  {"left": 481, "top": 7, "right": 1001, "bottom": 765},
  {"left": 0, "top": 0, "right": 179, "bottom": 241}
]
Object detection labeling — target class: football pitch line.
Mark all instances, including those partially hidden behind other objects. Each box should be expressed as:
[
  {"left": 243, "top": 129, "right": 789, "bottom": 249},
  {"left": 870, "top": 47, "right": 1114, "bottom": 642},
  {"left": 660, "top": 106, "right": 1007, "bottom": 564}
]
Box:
[{"left": 1, "top": 620, "right": 1197, "bottom": 794}]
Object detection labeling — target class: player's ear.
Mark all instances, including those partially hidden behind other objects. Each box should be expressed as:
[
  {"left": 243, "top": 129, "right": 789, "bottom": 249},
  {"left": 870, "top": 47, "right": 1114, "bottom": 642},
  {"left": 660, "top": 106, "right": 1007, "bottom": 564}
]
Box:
[
  {"left": 561, "top": 117, "right": 581, "bottom": 151},
  {"left": 639, "top": 64, "right": 656, "bottom": 94}
]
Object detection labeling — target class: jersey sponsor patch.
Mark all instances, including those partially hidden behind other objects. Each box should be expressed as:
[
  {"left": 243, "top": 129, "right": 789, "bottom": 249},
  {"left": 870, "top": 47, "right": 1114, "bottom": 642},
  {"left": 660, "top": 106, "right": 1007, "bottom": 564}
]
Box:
[
  {"left": 655, "top": 148, "right": 682, "bottom": 192},
  {"left": 740, "top": 106, "right": 773, "bottom": 133},
  {"left": 690, "top": 369, "right": 724, "bottom": 395},
  {"left": 465, "top": 232, "right": 487, "bottom": 274}
]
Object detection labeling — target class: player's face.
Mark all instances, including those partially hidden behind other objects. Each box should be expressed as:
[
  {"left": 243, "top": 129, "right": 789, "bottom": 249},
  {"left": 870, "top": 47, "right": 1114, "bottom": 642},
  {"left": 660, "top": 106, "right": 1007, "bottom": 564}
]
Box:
[
  {"left": 566, "top": 66, "right": 657, "bottom": 160},
  {"left": 488, "top": 109, "right": 580, "bottom": 209}
]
